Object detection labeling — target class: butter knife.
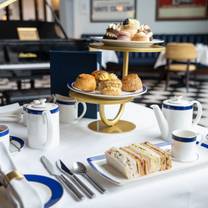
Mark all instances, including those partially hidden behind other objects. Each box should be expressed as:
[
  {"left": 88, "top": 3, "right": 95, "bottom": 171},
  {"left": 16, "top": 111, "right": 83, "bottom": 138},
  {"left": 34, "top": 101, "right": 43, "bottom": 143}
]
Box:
[
  {"left": 56, "top": 160, "right": 95, "bottom": 199},
  {"left": 40, "top": 156, "right": 84, "bottom": 201}
]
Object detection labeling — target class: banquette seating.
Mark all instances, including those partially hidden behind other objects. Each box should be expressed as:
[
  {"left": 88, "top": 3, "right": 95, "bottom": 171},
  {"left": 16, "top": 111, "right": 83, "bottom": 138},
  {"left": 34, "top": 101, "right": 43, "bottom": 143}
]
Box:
[{"left": 82, "top": 33, "right": 208, "bottom": 74}]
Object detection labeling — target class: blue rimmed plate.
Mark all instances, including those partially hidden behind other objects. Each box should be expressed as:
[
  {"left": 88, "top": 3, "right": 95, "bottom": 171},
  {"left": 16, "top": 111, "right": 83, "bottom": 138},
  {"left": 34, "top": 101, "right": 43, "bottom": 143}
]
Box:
[
  {"left": 24, "top": 174, "right": 63, "bottom": 208},
  {"left": 87, "top": 141, "right": 208, "bottom": 185}
]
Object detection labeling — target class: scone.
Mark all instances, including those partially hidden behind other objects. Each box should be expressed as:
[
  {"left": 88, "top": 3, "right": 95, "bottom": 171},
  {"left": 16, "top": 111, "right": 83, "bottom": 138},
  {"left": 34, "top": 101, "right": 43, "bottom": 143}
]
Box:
[
  {"left": 99, "top": 79, "right": 122, "bottom": 96},
  {"left": 74, "top": 73, "right": 96, "bottom": 92},
  {"left": 92, "top": 70, "right": 109, "bottom": 82},
  {"left": 122, "top": 74, "right": 142, "bottom": 92}
]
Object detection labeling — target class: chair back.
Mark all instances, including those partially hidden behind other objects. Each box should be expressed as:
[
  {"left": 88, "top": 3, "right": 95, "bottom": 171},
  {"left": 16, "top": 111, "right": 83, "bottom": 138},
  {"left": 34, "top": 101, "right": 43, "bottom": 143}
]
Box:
[{"left": 165, "top": 43, "right": 197, "bottom": 61}]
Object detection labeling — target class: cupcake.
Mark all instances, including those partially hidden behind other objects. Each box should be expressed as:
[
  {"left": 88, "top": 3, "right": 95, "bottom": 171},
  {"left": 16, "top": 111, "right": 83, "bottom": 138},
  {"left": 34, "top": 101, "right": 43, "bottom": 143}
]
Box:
[
  {"left": 136, "top": 24, "right": 153, "bottom": 41},
  {"left": 121, "top": 18, "right": 140, "bottom": 38},
  {"left": 117, "top": 31, "right": 131, "bottom": 41},
  {"left": 132, "top": 31, "right": 150, "bottom": 42},
  {"left": 103, "top": 23, "right": 121, "bottom": 40}
]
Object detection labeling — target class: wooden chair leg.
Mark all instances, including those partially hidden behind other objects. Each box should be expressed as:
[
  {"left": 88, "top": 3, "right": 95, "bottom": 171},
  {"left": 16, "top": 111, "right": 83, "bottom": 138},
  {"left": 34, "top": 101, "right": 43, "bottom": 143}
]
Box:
[
  {"left": 186, "top": 70, "right": 190, "bottom": 93},
  {"left": 165, "top": 71, "right": 170, "bottom": 90}
]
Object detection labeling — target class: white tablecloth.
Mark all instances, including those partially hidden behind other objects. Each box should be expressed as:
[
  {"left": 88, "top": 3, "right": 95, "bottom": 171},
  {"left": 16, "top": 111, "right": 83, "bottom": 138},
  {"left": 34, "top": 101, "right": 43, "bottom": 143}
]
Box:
[
  {"left": 154, "top": 44, "right": 208, "bottom": 69},
  {"left": 1, "top": 103, "right": 208, "bottom": 208}
]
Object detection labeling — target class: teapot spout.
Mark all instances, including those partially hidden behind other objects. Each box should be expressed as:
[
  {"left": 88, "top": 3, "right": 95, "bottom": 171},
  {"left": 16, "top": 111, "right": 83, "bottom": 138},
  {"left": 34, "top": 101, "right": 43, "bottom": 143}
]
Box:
[{"left": 151, "top": 104, "right": 169, "bottom": 139}]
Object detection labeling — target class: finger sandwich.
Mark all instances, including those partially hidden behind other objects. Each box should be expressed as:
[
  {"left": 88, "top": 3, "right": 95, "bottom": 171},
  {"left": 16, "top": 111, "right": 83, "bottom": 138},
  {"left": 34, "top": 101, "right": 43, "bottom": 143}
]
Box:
[{"left": 105, "top": 142, "right": 172, "bottom": 179}]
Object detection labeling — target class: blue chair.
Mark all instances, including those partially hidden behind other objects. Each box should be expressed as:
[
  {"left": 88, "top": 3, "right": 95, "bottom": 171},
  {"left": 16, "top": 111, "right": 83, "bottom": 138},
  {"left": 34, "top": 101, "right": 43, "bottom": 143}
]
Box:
[{"left": 50, "top": 51, "right": 101, "bottom": 119}]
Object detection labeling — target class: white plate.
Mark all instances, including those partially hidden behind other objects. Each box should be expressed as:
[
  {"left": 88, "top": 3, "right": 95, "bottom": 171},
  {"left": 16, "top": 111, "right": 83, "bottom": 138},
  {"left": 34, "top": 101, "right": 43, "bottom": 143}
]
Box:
[
  {"left": 87, "top": 142, "right": 208, "bottom": 185},
  {"left": 68, "top": 82, "right": 147, "bottom": 100},
  {"left": 102, "top": 39, "right": 164, "bottom": 48}
]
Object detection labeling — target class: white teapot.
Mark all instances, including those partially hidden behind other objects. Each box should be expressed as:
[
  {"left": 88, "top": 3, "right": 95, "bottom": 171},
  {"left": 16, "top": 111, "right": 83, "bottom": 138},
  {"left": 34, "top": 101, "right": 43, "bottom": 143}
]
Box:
[
  {"left": 151, "top": 97, "right": 202, "bottom": 141},
  {"left": 23, "top": 99, "right": 60, "bottom": 149}
]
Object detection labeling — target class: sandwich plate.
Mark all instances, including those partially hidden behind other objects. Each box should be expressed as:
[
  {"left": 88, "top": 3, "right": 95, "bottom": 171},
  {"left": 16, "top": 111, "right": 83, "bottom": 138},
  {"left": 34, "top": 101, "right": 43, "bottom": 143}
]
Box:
[
  {"left": 102, "top": 39, "right": 164, "bottom": 48},
  {"left": 87, "top": 142, "right": 208, "bottom": 185},
  {"left": 68, "top": 82, "right": 147, "bottom": 100}
]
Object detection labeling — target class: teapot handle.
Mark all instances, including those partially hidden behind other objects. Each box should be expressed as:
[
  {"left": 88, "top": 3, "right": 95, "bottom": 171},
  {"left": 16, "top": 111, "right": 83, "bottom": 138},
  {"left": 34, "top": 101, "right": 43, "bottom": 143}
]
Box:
[
  {"left": 43, "top": 111, "right": 54, "bottom": 149},
  {"left": 192, "top": 101, "right": 202, "bottom": 125}
]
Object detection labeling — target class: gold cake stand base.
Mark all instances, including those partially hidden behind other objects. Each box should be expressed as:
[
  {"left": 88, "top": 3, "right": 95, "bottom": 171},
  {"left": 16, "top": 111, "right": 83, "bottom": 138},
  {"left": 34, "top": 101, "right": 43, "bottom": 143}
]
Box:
[{"left": 88, "top": 120, "right": 136, "bottom": 134}]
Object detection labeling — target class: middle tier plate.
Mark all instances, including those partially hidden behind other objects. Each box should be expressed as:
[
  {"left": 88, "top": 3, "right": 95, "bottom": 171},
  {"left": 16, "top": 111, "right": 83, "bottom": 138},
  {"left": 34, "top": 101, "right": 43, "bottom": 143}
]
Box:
[{"left": 68, "top": 82, "right": 147, "bottom": 100}]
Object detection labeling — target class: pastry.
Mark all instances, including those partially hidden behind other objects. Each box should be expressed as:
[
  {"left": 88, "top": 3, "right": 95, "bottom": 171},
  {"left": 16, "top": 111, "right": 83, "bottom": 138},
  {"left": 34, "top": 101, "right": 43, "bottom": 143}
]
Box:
[
  {"left": 108, "top": 73, "right": 118, "bottom": 80},
  {"left": 74, "top": 73, "right": 96, "bottom": 92},
  {"left": 99, "top": 79, "right": 122, "bottom": 96},
  {"left": 121, "top": 18, "right": 140, "bottom": 38},
  {"left": 132, "top": 31, "right": 150, "bottom": 42},
  {"left": 122, "top": 74, "right": 142, "bottom": 92},
  {"left": 117, "top": 31, "right": 131, "bottom": 41},
  {"left": 105, "top": 142, "right": 172, "bottom": 179},
  {"left": 103, "top": 23, "right": 121, "bottom": 40},
  {"left": 136, "top": 24, "right": 153, "bottom": 41},
  {"left": 92, "top": 70, "right": 109, "bottom": 82}
]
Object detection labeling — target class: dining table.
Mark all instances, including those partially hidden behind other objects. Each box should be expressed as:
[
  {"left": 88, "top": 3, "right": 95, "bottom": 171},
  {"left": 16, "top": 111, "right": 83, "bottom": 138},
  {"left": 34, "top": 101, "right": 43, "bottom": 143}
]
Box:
[{"left": 1, "top": 102, "right": 208, "bottom": 208}]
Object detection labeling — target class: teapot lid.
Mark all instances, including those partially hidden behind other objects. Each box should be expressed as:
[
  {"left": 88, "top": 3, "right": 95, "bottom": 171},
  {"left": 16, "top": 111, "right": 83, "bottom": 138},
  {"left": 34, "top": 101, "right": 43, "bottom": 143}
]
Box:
[
  {"left": 163, "top": 96, "right": 192, "bottom": 107},
  {"left": 24, "top": 99, "right": 59, "bottom": 114}
]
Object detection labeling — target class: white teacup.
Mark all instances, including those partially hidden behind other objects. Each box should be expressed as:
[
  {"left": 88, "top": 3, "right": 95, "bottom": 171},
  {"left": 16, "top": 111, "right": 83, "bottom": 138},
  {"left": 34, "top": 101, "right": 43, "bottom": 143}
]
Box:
[
  {"left": 56, "top": 97, "right": 87, "bottom": 124},
  {"left": 171, "top": 129, "right": 200, "bottom": 162},
  {"left": 0, "top": 125, "right": 10, "bottom": 150}
]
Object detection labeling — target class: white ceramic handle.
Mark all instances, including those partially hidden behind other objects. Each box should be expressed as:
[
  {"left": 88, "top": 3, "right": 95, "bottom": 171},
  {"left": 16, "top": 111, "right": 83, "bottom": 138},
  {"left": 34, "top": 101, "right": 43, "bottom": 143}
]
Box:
[
  {"left": 76, "top": 102, "right": 87, "bottom": 121},
  {"left": 192, "top": 101, "right": 202, "bottom": 125},
  {"left": 43, "top": 111, "right": 54, "bottom": 149}
]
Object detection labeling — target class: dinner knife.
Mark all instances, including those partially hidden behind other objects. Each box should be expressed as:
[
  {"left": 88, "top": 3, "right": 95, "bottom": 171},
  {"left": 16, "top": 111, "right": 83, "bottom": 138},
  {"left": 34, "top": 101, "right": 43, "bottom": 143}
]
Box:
[
  {"left": 56, "top": 160, "right": 95, "bottom": 199},
  {"left": 40, "top": 156, "right": 84, "bottom": 201}
]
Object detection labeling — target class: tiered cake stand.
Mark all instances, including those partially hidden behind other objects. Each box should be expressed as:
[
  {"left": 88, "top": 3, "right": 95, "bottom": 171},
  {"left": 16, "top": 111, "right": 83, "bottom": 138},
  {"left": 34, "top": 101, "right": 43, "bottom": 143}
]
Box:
[{"left": 69, "top": 42, "right": 164, "bottom": 133}]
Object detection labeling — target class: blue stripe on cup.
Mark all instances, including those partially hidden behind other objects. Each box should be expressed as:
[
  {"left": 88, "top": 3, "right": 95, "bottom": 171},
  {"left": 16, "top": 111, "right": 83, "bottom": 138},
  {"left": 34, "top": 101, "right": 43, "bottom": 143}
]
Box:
[
  {"left": 163, "top": 103, "right": 192, "bottom": 111},
  {"left": 0, "top": 128, "right": 9, "bottom": 137},
  {"left": 172, "top": 134, "right": 196, "bottom": 143},
  {"left": 56, "top": 100, "right": 75, "bottom": 105}
]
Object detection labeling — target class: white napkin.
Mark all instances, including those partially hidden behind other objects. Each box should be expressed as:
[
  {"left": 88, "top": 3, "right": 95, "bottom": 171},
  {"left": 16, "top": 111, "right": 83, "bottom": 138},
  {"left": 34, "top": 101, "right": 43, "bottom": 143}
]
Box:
[
  {"left": 0, "top": 143, "right": 43, "bottom": 208},
  {"left": 101, "top": 50, "right": 119, "bottom": 68},
  {"left": 196, "top": 44, "right": 208, "bottom": 66},
  {"left": 154, "top": 50, "right": 166, "bottom": 69}
]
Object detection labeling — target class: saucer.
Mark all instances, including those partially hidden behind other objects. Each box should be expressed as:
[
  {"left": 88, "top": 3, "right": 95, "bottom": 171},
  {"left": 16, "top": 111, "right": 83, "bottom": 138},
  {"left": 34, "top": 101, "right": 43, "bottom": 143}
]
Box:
[{"left": 172, "top": 153, "right": 199, "bottom": 163}]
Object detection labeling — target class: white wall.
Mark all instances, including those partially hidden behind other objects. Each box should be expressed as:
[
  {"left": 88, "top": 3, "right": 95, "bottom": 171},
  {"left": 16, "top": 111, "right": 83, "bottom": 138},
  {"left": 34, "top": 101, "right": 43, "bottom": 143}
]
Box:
[{"left": 60, "top": 0, "right": 208, "bottom": 38}]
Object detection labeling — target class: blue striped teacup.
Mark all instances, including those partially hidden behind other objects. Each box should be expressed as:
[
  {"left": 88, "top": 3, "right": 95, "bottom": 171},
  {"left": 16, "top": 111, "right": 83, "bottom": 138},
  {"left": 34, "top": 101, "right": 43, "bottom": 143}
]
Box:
[{"left": 171, "top": 129, "right": 199, "bottom": 162}]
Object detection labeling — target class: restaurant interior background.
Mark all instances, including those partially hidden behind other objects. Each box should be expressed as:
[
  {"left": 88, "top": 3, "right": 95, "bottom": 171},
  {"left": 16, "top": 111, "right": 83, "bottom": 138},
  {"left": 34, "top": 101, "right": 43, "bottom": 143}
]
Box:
[
  {"left": 0, "top": 0, "right": 208, "bottom": 125},
  {"left": 1, "top": 1, "right": 208, "bottom": 207}
]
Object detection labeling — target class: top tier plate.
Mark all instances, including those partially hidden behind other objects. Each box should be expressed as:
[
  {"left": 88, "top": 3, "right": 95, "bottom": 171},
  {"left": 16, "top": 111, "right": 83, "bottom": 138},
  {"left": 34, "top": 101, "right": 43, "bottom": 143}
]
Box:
[{"left": 102, "top": 39, "right": 164, "bottom": 48}]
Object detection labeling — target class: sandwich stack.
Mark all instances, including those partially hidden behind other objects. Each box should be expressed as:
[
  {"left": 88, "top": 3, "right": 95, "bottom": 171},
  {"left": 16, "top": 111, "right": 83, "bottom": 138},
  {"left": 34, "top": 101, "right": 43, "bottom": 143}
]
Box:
[{"left": 105, "top": 141, "right": 172, "bottom": 179}]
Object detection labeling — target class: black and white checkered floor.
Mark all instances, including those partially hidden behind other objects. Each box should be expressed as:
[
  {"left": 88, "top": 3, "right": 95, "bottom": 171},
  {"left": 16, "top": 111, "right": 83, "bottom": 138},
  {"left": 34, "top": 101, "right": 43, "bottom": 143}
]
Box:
[
  {"left": 134, "top": 79, "right": 208, "bottom": 128},
  {"left": 1, "top": 77, "right": 208, "bottom": 127}
]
